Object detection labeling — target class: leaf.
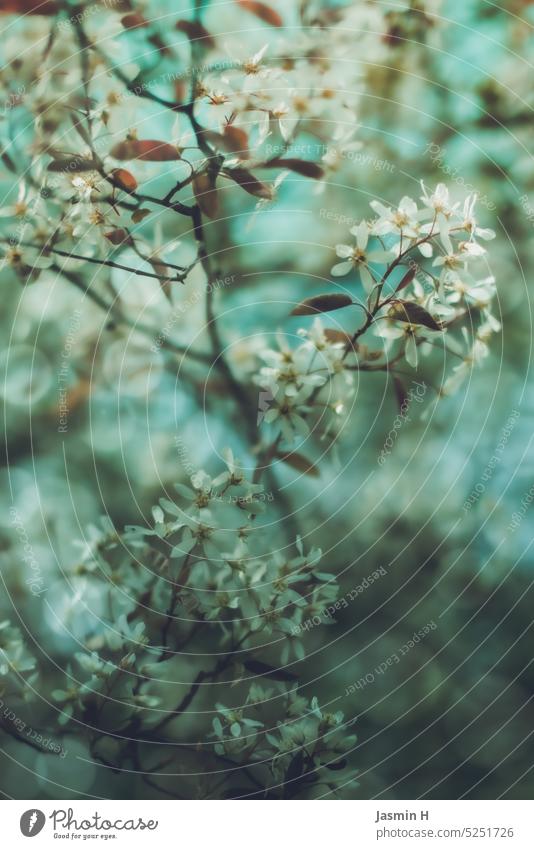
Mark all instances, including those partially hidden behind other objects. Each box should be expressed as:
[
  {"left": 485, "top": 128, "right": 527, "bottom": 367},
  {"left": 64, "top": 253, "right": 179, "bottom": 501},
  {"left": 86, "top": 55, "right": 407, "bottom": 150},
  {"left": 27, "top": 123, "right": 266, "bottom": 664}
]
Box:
[
  {"left": 47, "top": 157, "right": 98, "bottom": 173},
  {"left": 235, "top": 0, "right": 283, "bottom": 27},
  {"left": 148, "top": 257, "right": 174, "bottom": 303},
  {"left": 0, "top": 0, "right": 58, "bottom": 12},
  {"left": 324, "top": 328, "right": 355, "bottom": 347},
  {"left": 148, "top": 257, "right": 171, "bottom": 280},
  {"left": 284, "top": 751, "right": 305, "bottom": 784},
  {"left": 193, "top": 173, "right": 219, "bottom": 219},
  {"left": 325, "top": 758, "right": 347, "bottom": 771},
  {"left": 1, "top": 151, "right": 17, "bottom": 173},
  {"left": 121, "top": 12, "right": 149, "bottom": 29},
  {"left": 395, "top": 266, "right": 417, "bottom": 293},
  {"left": 291, "top": 293, "right": 353, "bottom": 316},
  {"left": 243, "top": 659, "right": 297, "bottom": 681},
  {"left": 222, "top": 125, "right": 250, "bottom": 158},
  {"left": 264, "top": 158, "right": 324, "bottom": 179},
  {"left": 148, "top": 32, "right": 172, "bottom": 58},
  {"left": 224, "top": 167, "right": 273, "bottom": 200},
  {"left": 202, "top": 127, "right": 250, "bottom": 158},
  {"left": 395, "top": 265, "right": 417, "bottom": 293},
  {"left": 104, "top": 228, "right": 132, "bottom": 246},
  {"left": 174, "top": 79, "right": 188, "bottom": 103},
  {"left": 175, "top": 19, "right": 216, "bottom": 48},
  {"left": 110, "top": 139, "right": 181, "bottom": 162},
  {"left": 131, "top": 208, "right": 151, "bottom": 223},
  {"left": 388, "top": 300, "right": 443, "bottom": 331},
  {"left": 111, "top": 168, "right": 138, "bottom": 193},
  {"left": 276, "top": 451, "right": 319, "bottom": 478},
  {"left": 392, "top": 376, "right": 408, "bottom": 412}
]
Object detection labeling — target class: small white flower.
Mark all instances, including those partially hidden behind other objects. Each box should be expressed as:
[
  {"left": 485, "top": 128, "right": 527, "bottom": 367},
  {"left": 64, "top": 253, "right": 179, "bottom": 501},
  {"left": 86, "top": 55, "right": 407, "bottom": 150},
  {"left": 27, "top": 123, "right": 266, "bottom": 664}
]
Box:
[
  {"left": 270, "top": 101, "right": 297, "bottom": 141},
  {"left": 262, "top": 390, "right": 311, "bottom": 443},
  {"left": 375, "top": 313, "right": 443, "bottom": 369},
  {"left": 445, "top": 273, "right": 496, "bottom": 307},
  {"left": 370, "top": 196, "right": 421, "bottom": 239},
  {"left": 460, "top": 194, "right": 496, "bottom": 241},
  {"left": 420, "top": 182, "right": 459, "bottom": 218},
  {"left": 331, "top": 221, "right": 395, "bottom": 293}
]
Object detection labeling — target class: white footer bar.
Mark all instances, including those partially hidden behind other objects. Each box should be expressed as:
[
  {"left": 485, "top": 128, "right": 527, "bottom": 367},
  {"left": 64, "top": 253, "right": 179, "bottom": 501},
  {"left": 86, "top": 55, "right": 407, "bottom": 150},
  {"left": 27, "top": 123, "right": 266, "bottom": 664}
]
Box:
[{"left": 4, "top": 800, "right": 532, "bottom": 848}]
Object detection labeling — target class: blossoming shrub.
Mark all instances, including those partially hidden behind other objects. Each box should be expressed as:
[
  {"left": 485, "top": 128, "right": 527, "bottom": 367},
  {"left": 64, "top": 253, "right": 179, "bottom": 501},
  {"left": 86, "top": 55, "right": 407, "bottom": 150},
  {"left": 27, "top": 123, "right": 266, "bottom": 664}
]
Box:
[{"left": 0, "top": 0, "right": 511, "bottom": 800}]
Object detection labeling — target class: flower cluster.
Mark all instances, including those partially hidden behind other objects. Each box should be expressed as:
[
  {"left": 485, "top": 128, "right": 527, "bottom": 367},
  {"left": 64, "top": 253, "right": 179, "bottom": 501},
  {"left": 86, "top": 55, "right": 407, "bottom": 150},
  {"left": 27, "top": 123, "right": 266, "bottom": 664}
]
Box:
[
  {"left": 0, "top": 620, "right": 36, "bottom": 677},
  {"left": 0, "top": 1, "right": 374, "bottom": 291},
  {"left": 254, "top": 320, "right": 357, "bottom": 446},
  {"left": 0, "top": 620, "right": 38, "bottom": 702},
  {"left": 252, "top": 183, "right": 499, "bottom": 453},
  {"left": 0, "top": 0, "right": 510, "bottom": 803},
  {"left": 211, "top": 693, "right": 358, "bottom": 798},
  {"left": 48, "top": 451, "right": 356, "bottom": 797}
]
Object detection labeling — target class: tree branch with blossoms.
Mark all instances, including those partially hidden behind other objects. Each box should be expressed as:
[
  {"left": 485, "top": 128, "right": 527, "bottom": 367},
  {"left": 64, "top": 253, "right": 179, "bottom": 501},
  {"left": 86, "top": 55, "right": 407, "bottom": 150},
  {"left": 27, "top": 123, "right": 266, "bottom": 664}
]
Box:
[
  {"left": 251, "top": 183, "right": 499, "bottom": 481},
  {"left": 0, "top": 0, "right": 501, "bottom": 802}
]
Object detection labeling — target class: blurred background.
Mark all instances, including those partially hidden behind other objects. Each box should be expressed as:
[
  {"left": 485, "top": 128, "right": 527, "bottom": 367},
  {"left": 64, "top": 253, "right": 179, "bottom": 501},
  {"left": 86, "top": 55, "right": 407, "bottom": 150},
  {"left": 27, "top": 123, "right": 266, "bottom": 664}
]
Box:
[{"left": 0, "top": 0, "right": 533, "bottom": 799}]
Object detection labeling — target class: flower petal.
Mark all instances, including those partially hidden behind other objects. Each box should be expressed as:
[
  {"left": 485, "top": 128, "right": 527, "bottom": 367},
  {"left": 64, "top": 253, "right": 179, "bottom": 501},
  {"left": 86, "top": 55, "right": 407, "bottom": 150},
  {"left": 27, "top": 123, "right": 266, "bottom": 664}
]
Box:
[{"left": 331, "top": 260, "right": 353, "bottom": 277}]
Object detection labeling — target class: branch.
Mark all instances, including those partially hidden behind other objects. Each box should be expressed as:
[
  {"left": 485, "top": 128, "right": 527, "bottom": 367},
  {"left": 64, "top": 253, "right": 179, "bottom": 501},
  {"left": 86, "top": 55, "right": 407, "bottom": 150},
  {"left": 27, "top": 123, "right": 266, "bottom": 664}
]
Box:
[{"left": 1, "top": 238, "right": 186, "bottom": 284}]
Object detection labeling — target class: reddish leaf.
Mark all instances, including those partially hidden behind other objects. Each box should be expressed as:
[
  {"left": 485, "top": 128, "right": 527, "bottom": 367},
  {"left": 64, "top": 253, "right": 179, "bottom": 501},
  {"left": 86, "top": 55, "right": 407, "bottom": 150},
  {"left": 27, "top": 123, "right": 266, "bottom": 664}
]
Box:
[
  {"left": 324, "top": 328, "right": 358, "bottom": 351},
  {"left": 176, "top": 19, "right": 216, "bottom": 48},
  {"left": 193, "top": 173, "right": 219, "bottom": 219},
  {"left": 291, "top": 293, "right": 353, "bottom": 316},
  {"left": 388, "top": 300, "right": 443, "bottom": 331},
  {"left": 47, "top": 157, "right": 98, "bottom": 173},
  {"left": 235, "top": 0, "right": 283, "bottom": 27},
  {"left": 222, "top": 124, "right": 250, "bottom": 157},
  {"left": 324, "top": 328, "right": 350, "bottom": 344},
  {"left": 395, "top": 265, "right": 417, "bottom": 293},
  {"left": 1, "top": 151, "right": 17, "bottom": 173},
  {"left": 121, "top": 12, "right": 149, "bottom": 29},
  {"left": 225, "top": 167, "right": 273, "bottom": 200},
  {"left": 111, "top": 168, "right": 138, "bottom": 193},
  {"left": 174, "top": 79, "right": 188, "bottom": 104},
  {"left": 265, "top": 158, "right": 324, "bottom": 179},
  {"left": 148, "top": 258, "right": 173, "bottom": 302},
  {"left": 1, "top": 0, "right": 58, "bottom": 12},
  {"left": 110, "top": 139, "right": 181, "bottom": 162},
  {"left": 148, "top": 32, "right": 172, "bottom": 57},
  {"left": 131, "top": 208, "right": 151, "bottom": 223},
  {"left": 201, "top": 128, "right": 249, "bottom": 158},
  {"left": 276, "top": 451, "right": 319, "bottom": 477},
  {"left": 392, "top": 376, "right": 408, "bottom": 412},
  {"left": 104, "top": 228, "right": 132, "bottom": 246}
]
